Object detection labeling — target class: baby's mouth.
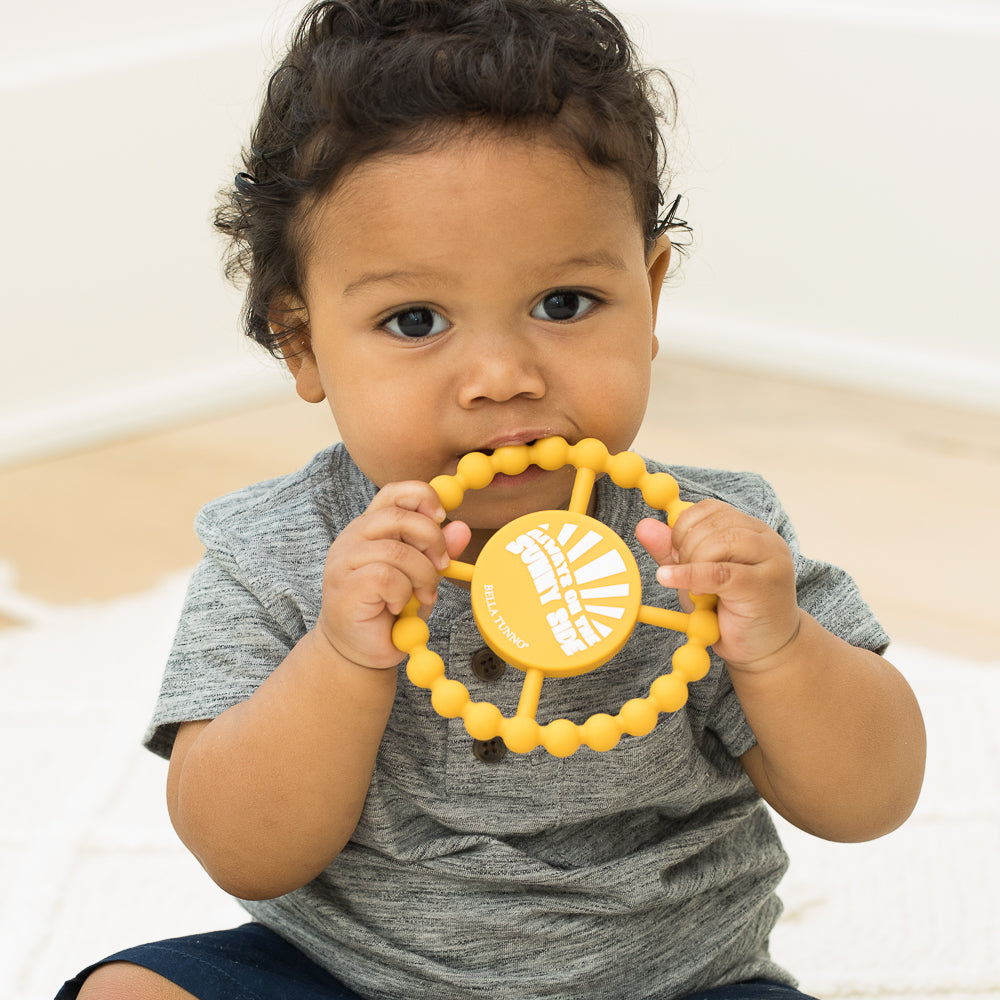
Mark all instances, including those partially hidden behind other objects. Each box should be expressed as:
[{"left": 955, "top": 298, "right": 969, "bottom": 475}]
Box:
[{"left": 477, "top": 438, "right": 539, "bottom": 457}]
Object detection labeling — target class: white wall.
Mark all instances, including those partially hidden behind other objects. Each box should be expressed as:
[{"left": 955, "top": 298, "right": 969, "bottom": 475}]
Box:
[
  {"left": 1, "top": 1, "right": 997, "bottom": 468},
  {"left": 0, "top": 2, "right": 301, "bottom": 468},
  {"left": 623, "top": 0, "right": 1000, "bottom": 408}
]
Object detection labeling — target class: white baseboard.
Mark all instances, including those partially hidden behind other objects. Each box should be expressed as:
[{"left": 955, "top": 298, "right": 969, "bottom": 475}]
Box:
[
  {"left": 661, "top": 310, "right": 1000, "bottom": 414},
  {"left": 0, "top": 357, "right": 290, "bottom": 469}
]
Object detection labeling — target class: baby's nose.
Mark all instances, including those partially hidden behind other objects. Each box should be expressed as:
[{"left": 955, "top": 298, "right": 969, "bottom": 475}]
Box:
[{"left": 457, "top": 333, "right": 546, "bottom": 406}]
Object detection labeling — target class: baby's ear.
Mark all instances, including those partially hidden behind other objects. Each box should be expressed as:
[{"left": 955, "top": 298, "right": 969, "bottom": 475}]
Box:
[
  {"left": 270, "top": 298, "right": 326, "bottom": 404},
  {"left": 646, "top": 235, "right": 672, "bottom": 321}
]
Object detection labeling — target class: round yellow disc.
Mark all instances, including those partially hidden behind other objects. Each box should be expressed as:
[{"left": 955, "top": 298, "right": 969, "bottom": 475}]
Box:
[{"left": 470, "top": 510, "right": 642, "bottom": 678}]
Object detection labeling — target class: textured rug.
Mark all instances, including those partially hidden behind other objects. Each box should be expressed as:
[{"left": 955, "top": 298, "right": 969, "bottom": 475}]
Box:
[{"left": 1, "top": 567, "right": 997, "bottom": 1000}]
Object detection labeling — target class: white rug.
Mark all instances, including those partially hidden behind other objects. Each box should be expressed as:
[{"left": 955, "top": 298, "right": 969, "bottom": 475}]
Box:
[{"left": 1, "top": 567, "right": 997, "bottom": 1000}]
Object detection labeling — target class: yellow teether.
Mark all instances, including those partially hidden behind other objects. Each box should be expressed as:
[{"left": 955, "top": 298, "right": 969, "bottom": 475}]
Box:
[{"left": 391, "top": 437, "right": 719, "bottom": 757}]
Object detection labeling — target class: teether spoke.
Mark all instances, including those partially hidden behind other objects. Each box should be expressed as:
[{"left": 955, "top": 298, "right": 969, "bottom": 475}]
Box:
[
  {"left": 568, "top": 465, "right": 596, "bottom": 514},
  {"left": 636, "top": 605, "right": 692, "bottom": 632},
  {"left": 517, "top": 669, "right": 545, "bottom": 718},
  {"left": 394, "top": 437, "right": 719, "bottom": 757},
  {"left": 441, "top": 560, "right": 475, "bottom": 583}
]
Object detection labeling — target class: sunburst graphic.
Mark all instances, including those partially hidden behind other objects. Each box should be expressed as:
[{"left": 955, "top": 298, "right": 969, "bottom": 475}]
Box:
[{"left": 471, "top": 509, "right": 642, "bottom": 678}]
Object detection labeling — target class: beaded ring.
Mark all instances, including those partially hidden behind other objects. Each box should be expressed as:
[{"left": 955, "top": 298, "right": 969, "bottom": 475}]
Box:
[{"left": 391, "top": 437, "right": 719, "bottom": 758}]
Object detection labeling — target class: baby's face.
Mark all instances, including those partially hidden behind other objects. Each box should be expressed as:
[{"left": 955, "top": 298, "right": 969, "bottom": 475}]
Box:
[{"left": 290, "top": 132, "right": 669, "bottom": 531}]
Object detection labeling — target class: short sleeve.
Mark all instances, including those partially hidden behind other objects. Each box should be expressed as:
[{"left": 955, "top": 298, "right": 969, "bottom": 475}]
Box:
[
  {"left": 143, "top": 547, "right": 304, "bottom": 759},
  {"left": 139, "top": 445, "right": 376, "bottom": 760},
  {"left": 760, "top": 483, "right": 890, "bottom": 656}
]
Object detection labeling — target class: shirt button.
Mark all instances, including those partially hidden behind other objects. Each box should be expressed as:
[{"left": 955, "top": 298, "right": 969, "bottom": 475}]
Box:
[
  {"left": 472, "top": 737, "right": 508, "bottom": 764},
  {"left": 471, "top": 647, "right": 506, "bottom": 681}
]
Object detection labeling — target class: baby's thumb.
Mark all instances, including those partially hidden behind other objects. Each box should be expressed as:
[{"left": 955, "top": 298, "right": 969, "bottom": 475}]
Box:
[
  {"left": 442, "top": 520, "right": 472, "bottom": 562},
  {"left": 634, "top": 517, "right": 676, "bottom": 567}
]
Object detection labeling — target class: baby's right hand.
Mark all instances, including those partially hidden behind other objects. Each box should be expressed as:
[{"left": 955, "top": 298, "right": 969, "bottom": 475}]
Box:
[{"left": 315, "top": 482, "right": 468, "bottom": 671}]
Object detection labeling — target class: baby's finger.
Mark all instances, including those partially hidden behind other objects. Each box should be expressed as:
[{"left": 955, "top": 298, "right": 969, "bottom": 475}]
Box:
[
  {"left": 352, "top": 539, "right": 443, "bottom": 610},
  {"left": 360, "top": 504, "right": 452, "bottom": 572},
  {"left": 671, "top": 502, "right": 771, "bottom": 568},
  {"left": 655, "top": 559, "right": 748, "bottom": 597},
  {"left": 369, "top": 481, "right": 447, "bottom": 524},
  {"left": 442, "top": 520, "right": 472, "bottom": 562},
  {"left": 356, "top": 568, "right": 427, "bottom": 620},
  {"left": 634, "top": 517, "right": 676, "bottom": 567}
]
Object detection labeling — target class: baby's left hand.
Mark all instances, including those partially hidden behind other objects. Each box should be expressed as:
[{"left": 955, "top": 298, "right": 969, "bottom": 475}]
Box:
[{"left": 635, "top": 501, "right": 801, "bottom": 672}]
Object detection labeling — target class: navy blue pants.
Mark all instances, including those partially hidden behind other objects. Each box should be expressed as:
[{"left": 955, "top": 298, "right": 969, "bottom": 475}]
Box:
[{"left": 56, "top": 923, "right": 819, "bottom": 1000}]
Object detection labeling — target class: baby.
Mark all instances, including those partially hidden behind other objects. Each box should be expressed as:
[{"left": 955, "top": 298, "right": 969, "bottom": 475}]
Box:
[{"left": 58, "top": 1, "right": 926, "bottom": 998}]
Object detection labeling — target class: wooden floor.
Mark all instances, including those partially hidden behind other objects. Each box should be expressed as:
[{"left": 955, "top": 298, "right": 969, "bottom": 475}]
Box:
[{"left": 1, "top": 358, "right": 998, "bottom": 659}]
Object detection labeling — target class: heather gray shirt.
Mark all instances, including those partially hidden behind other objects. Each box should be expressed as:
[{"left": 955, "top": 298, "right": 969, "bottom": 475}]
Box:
[{"left": 147, "top": 443, "right": 889, "bottom": 1000}]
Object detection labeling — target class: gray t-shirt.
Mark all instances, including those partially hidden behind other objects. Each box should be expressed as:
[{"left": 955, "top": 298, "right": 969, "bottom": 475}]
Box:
[{"left": 148, "top": 443, "right": 889, "bottom": 1000}]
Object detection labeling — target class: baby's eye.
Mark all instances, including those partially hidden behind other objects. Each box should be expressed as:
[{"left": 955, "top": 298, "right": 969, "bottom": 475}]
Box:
[
  {"left": 382, "top": 306, "right": 449, "bottom": 339},
  {"left": 531, "top": 290, "right": 598, "bottom": 322}
]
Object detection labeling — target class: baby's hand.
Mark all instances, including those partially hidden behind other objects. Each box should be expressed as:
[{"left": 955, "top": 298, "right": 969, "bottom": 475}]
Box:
[
  {"left": 636, "top": 501, "right": 801, "bottom": 672},
  {"left": 316, "top": 483, "right": 469, "bottom": 671}
]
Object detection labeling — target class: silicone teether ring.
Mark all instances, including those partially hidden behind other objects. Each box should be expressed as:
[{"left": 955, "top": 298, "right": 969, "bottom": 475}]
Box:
[{"left": 391, "top": 437, "right": 719, "bottom": 758}]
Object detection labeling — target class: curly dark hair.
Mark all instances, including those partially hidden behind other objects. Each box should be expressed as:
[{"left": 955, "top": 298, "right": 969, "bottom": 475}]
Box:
[{"left": 215, "top": 0, "right": 682, "bottom": 356}]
